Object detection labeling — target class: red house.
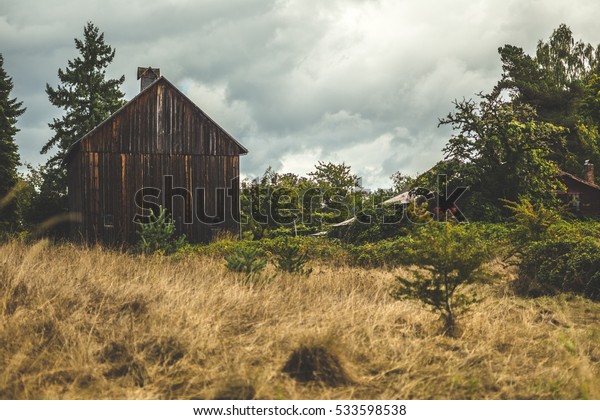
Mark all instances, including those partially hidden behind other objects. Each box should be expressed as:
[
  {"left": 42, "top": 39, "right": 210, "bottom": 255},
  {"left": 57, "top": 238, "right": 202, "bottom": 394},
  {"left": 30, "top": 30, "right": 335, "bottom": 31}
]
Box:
[{"left": 557, "top": 162, "right": 600, "bottom": 216}]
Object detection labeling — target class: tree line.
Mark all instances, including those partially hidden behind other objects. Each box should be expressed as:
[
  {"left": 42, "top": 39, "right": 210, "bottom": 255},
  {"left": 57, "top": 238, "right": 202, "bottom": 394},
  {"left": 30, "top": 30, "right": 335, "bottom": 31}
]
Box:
[{"left": 1, "top": 23, "right": 600, "bottom": 239}]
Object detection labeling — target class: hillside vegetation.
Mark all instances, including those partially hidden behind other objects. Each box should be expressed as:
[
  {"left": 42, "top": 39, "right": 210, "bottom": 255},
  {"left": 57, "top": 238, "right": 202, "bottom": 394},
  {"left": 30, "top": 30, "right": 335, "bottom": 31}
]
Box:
[{"left": 1, "top": 240, "right": 599, "bottom": 399}]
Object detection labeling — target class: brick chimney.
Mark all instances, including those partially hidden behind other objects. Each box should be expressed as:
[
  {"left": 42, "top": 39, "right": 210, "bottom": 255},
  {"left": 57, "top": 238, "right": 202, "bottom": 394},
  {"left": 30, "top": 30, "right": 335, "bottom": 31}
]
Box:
[
  {"left": 585, "top": 160, "right": 595, "bottom": 184},
  {"left": 137, "top": 67, "right": 160, "bottom": 91}
]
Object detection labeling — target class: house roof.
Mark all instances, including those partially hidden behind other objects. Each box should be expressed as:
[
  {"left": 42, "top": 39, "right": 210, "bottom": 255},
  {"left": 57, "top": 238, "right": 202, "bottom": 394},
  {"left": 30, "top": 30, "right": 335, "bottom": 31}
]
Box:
[
  {"left": 558, "top": 170, "right": 600, "bottom": 192},
  {"left": 331, "top": 217, "right": 357, "bottom": 228},
  {"left": 62, "top": 76, "right": 248, "bottom": 165},
  {"left": 382, "top": 191, "right": 411, "bottom": 205}
]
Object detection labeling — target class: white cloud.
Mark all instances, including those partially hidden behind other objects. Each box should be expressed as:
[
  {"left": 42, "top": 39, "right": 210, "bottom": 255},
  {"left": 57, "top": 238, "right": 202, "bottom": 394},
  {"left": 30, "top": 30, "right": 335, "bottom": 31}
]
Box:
[
  {"left": 4, "top": 0, "right": 600, "bottom": 187},
  {"left": 183, "top": 79, "right": 256, "bottom": 136}
]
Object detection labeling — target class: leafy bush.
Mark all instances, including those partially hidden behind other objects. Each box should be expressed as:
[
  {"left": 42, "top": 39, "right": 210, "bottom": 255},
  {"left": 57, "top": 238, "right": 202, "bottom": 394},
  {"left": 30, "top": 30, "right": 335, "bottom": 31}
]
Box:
[
  {"left": 224, "top": 244, "right": 271, "bottom": 285},
  {"left": 260, "top": 236, "right": 349, "bottom": 266},
  {"left": 270, "top": 236, "right": 312, "bottom": 275},
  {"left": 391, "top": 222, "right": 491, "bottom": 334},
  {"left": 183, "top": 236, "right": 242, "bottom": 259},
  {"left": 347, "top": 238, "right": 406, "bottom": 268},
  {"left": 503, "top": 199, "right": 600, "bottom": 299},
  {"left": 503, "top": 198, "right": 563, "bottom": 249},
  {"left": 517, "top": 236, "right": 600, "bottom": 300},
  {"left": 547, "top": 221, "right": 600, "bottom": 240},
  {"left": 135, "top": 206, "right": 186, "bottom": 255}
]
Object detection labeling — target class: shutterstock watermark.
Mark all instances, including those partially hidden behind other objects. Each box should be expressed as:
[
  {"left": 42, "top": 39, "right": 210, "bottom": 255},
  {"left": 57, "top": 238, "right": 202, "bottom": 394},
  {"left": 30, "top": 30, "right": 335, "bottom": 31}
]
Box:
[{"left": 132, "top": 174, "right": 469, "bottom": 226}]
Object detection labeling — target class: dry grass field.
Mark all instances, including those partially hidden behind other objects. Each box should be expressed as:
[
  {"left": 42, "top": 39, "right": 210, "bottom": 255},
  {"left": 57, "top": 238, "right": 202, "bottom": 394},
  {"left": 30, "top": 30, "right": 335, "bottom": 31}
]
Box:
[{"left": 1, "top": 239, "right": 599, "bottom": 399}]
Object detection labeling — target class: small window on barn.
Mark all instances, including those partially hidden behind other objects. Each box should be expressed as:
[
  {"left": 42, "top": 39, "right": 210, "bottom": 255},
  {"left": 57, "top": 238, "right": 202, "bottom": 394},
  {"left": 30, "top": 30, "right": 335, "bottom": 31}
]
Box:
[{"left": 104, "top": 214, "right": 114, "bottom": 228}]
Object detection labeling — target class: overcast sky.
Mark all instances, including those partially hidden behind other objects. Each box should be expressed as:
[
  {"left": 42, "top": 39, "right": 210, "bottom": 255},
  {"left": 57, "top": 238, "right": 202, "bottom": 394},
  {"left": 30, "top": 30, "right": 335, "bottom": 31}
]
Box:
[{"left": 2, "top": 0, "right": 600, "bottom": 188}]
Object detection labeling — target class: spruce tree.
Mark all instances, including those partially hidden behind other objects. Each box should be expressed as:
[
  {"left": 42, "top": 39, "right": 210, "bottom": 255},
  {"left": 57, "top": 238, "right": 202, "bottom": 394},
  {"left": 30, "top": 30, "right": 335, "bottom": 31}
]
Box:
[
  {"left": 0, "top": 53, "right": 26, "bottom": 232},
  {"left": 35, "top": 22, "right": 125, "bottom": 229},
  {"left": 43, "top": 21, "right": 125, "bottom": 165}
]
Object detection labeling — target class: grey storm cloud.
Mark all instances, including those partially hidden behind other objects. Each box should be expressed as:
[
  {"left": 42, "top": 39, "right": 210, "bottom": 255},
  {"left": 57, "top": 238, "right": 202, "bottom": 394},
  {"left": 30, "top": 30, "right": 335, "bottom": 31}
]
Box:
[{"left": 2, "top": 0, "right": 600, "bottom": 188}]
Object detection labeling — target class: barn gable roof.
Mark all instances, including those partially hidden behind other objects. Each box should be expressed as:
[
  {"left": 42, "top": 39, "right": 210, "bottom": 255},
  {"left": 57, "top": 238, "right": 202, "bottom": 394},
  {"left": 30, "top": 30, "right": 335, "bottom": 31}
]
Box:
[{"left": 63, "top": 76, "right": 247, "bottom": 164}]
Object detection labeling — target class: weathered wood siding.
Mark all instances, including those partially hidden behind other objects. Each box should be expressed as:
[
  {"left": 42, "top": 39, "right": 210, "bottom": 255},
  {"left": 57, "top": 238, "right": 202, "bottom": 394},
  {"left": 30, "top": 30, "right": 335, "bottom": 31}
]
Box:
[
  {"left": 67, "top": 78, "right": 245, "bottom": 245},
  {"left": 559, "top": 175, "right": 600, "bottom": 216}
]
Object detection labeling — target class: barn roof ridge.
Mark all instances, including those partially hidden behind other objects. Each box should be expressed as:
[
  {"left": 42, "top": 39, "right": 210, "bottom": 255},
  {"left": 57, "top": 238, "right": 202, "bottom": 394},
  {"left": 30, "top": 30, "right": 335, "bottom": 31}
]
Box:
[{"left": 62, "top": 75, "right": 247, "bottom": 165}]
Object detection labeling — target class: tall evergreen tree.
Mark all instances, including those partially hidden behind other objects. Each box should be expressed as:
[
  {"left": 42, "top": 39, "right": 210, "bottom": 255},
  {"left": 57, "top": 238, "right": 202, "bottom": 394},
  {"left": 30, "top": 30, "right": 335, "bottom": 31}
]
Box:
[
  {"left": 43, "top": 22, "right": 125, "bottom": 166},
  {"left": 35, "top": 22, "right": 125, "bottom": 229},
  {"left": 0, "top": 53, "right": 26, "bottom": 231}
]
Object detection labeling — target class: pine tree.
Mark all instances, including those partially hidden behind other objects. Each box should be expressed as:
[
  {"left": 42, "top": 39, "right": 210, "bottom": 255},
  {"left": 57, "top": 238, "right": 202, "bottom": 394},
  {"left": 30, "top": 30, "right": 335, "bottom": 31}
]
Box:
[
  {"left": 0, "top": 53, "right": 26, "bottom": 231},
  {"left": 33, "top": 22, "right": 125, "bottom": 230},
  {"left": 43, "top": 22, "right": 125, "bottom": 165}
]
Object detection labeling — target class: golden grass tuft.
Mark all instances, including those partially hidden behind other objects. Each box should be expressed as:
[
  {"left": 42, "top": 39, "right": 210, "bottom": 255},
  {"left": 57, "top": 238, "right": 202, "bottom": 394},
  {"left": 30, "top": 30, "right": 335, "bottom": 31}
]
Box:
[{"left": 0, "top": 240, "right": 599, "bottom": 399}]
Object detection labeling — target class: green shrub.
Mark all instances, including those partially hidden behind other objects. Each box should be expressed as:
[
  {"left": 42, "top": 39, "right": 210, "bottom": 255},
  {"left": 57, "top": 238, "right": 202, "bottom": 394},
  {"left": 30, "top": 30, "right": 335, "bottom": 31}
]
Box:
[
  {"left": 270, "top": 236, "right": 312, "bottom": 275},
  {"left": 224, "top": 244, "right": 271, "bottom": 285},
  {"left": 503, "top": 198, "right": 563, "bottom": 249},
  {"left": 347, "top": 239, "right": 406, "bottom": 268},
  {"left": 135, "top": 206, "right": 186, "bottom": 255},
  {"left": 391, "top": 222, "right": 491, "bottom": 334},
  {"left": 332, "top": 202, "right": 427, "bottom": 244},
  {"left": 473, "top": 222, "right": 512, "bottom": 243},
  {"left": 260, "top": 236, "right": 349, "bottom": 266},
  {"left": 517, "top": 236, "right": 600, "bottom": 300},
  {"left": 185, "top": 237, "right": 242, "bottom": 259},
  {"left": 547, "top": 220, "right": 600, "bottom": 240},
  {"left": 502, "top": 199, "right": 600, "bottom": 299}
]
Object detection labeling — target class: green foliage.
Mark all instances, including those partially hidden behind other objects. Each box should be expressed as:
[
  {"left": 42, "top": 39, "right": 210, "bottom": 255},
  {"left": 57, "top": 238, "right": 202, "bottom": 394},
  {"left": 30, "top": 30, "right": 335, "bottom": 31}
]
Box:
[
  {"left": 0, "top": 54, "right": 26, "bottom": 234},
  {"left": 439, "top": 92, "right": 566, "bottom": 218},
  {"left": 20, "top": 163, "right": 70, "bottom": 236},
  {"left": 496, "top": 24, "right": 600, "bottom": 180},
  {"left": 43, "top": 22, "right": 125, "bottom": 165},
  {"left": 182, "top": 237, "right": 242, "bottom": 259},
  {"left": 241, "top": 162, "right": 363, "bottom": 238},
  {"left": 433, "top": 24, "right": 600, "bottom": 222},
  {"left": 517, "top": 236, "right": 600, "bottom": 300},
  {"left": 135, "top": 206, "right": 186, "bottom": 255},
  {"left": 308, "top": 161, "right": 360, "bottom": 192},
  {"left": 347, "top": 238, "right": 406, "bottom": 268},
  {"left": 503, "top": 198, "right": 600, "bottom": 299},
  {"left": 0, "top": 179, "right": 36, "bottom": 240},
  {"left": 332, "top": 193, "right": 433, "bottom": 244},
  {"left": 390, "top": 171, "right": 416, "bottom": 194},
  {"left": 335, "top": 205, "right": 403, "bottom": 244},
  {"left": 39, "top": 22, "right": 125, "bottom": 228},
  {"left": 224, "top": 243, "right": 271, "bottom": 285},
  {"left": 391, "top": 222, "right": 492, "bottom": 334},
  {"left": 270, "top": 236, "right": 312, "bottom": 275},
  {"left": 503, "top": 198, "right": 564, "bottom": 248}
]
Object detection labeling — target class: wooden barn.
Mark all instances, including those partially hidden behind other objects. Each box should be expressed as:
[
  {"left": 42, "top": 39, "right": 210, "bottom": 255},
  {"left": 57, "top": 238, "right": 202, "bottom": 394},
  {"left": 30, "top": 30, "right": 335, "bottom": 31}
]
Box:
[
  {"left": 557, "top": 162, "right": 600, "bottom": 216},
  {"left": 63, "top": 67, "right": 248, "bottom": 245}
]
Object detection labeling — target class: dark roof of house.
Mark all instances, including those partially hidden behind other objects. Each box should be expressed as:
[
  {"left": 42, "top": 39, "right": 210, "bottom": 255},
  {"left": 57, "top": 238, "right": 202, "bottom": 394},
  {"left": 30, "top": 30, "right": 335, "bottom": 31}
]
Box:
[
  {"left": 558, "top": 170, "right": 600, "bottom": 192},
  {"left": 62, "top": 76, "right": 248, "bottom": 165}
]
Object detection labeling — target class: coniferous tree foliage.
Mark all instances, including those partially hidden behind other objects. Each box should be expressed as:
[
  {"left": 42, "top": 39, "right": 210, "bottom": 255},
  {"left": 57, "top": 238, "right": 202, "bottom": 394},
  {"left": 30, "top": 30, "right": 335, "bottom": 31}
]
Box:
[
  {"left": 33, "top": 22, "right": 125, "bottom": 231},
  {"left": 0, "top": 53, "right": 26, "bottom": 232},
  {"left": 43, "top": 22, "right": 125, "bottom": 166}
]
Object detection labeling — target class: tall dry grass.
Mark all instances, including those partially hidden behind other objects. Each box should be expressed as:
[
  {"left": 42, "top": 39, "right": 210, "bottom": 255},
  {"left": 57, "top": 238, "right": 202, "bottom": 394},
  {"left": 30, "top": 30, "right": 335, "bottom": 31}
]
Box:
[{"left": 0, "top": 240, "right": 599, "bottom": 399}]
